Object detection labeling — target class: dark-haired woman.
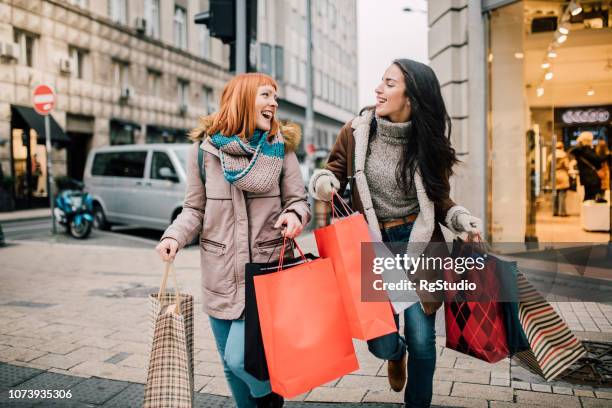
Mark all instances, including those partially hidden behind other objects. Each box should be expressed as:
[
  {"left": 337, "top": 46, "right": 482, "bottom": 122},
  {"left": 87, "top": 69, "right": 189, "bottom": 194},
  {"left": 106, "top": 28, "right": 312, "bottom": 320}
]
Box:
[{"left": 309, "top": 59, "right": 482, "bottom": 408}]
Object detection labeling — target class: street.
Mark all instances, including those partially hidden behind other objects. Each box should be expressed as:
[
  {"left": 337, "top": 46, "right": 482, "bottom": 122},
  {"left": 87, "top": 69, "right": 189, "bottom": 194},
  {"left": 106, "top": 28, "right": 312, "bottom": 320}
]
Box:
[{"left": 0, "top": 214, "right": 611, "bottom": 407}]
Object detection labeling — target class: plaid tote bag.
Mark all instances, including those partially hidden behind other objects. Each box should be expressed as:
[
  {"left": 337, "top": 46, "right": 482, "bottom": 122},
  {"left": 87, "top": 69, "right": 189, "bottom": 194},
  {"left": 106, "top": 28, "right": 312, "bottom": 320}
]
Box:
[{"left": 144, "top": 262, "right": 194, "bottom": 408}]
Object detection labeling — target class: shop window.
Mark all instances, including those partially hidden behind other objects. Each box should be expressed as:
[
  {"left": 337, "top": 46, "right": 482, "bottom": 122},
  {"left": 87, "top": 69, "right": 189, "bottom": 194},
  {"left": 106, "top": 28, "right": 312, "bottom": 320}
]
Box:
[
  {"left": 275, "top": 46, "right": 284, "bottom": 81},
  {"left": 110, "top": 121, "right": 136, "bottom": 145}
]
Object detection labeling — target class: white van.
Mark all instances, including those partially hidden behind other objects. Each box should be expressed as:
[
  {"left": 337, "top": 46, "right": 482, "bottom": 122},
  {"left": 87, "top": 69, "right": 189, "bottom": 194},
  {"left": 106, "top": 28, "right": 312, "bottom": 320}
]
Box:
[{"left": 83, "top": 143, "right": 191, "bottom": 231}]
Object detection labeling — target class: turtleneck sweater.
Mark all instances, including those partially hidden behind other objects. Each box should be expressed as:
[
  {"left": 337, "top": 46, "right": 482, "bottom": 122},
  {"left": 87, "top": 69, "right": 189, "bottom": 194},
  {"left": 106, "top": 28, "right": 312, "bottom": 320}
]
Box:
[{"left": 364, "top": 116, "right": 420, "bottom": 222}]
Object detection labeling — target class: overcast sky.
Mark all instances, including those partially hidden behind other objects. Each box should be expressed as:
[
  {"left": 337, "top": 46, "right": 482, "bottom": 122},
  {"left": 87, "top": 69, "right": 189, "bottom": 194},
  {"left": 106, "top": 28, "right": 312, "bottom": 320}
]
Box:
[{"left": 357, "top": 0, "right": 428, "bottom": 109}]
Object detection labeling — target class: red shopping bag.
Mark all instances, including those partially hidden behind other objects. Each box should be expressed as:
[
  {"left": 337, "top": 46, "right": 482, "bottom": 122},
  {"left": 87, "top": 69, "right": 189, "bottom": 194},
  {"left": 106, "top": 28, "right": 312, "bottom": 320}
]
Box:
[
  {"left": 313, "top": 193, "right": 397, "bottom": 340},
  {"left": 254, "top": 239, "right": 359, "bottom": 398},
  {"left": 444, "top": 238, "right": 509, "bottom": 363}
]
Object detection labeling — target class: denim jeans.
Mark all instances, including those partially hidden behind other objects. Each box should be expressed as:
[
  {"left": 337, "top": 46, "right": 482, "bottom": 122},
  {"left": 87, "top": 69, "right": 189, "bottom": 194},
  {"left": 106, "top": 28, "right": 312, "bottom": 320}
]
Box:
[
  {"left": 367, "top": 222, "right": 437, "bottom": 408},
  {"left": 209, "top": 316, "right": 271, "bottom": 408}
]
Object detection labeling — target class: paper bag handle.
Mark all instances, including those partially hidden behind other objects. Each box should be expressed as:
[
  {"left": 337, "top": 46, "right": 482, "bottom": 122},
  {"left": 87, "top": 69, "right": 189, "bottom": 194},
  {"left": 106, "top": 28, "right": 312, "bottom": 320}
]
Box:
[{"left": 158, "top": 261, "right": 183, "bottom": 315}]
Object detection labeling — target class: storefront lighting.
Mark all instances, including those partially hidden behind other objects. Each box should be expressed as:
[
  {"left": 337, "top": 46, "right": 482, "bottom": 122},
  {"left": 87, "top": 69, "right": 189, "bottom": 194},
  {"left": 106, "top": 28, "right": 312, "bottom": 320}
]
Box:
[
  {"left": 558, "top": 24, "right": 570, "bottom": 35},
  {"left": 541, "top": 61, "right": 551, "bottom": 69},
  {"left": 587, "top": 87, "right": 595, "bottom": 96},
  {"left": 545, "top": 71, "right": 554, "bottom": 80},
  {"left": 548, "top": 49, "right": 557, "bottom": 58},
  {"left": 514, "top": 52, "right": 524, "bottom": 59},
  {"left": 569, "top": 1, "right": 583, "bottom": 16},
  {"left": 536, "top": 86, "right": 544, "bottom": 97},
  {"left": 556, "top": 33, "right": 568, "bottom": 44}
]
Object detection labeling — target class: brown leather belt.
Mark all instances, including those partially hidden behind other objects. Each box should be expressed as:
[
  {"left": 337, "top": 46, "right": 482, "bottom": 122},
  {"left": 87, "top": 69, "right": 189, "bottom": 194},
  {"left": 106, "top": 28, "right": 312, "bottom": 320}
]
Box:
[{"left": 378, "top": 214, "right": 418, "bottom": 230}]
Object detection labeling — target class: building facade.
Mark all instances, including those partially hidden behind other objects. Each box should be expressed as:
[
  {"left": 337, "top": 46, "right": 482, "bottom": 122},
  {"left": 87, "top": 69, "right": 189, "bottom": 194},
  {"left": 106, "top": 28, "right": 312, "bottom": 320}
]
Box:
[
  {"left": 255, "top": 0, "right": 358, "bottom": 159},
  {"left": 428, "top": 0, "right": 612, "bottom": 242},
  {"left": 0, "top": 0, "right": 233, "bottom": 210}
]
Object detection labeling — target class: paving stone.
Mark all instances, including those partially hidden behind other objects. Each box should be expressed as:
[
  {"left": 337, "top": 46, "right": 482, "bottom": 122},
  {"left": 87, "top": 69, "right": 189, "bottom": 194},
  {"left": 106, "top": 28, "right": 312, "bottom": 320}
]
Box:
[
  {"left": 490, "top": 377, "right": 510, "bottom": 387},
  {"left": 451, "top": 382, "right": 513, "bottom": 402},
  {"left": 580, "top": 398, "right": 612, "bottom": 408},
  {"left": 595, "top": 391, "right": 612, "bottom": 399},
  {"left": 531, "top": 383, "right": 552, "bottom": 393},
  {"left": 574, "top": 389, "right": 595, "bottom": 398},
  {"left": 104, "top": 352, "right": 132, "bottom": 365},
  {"left": 336, "top": 375, "right": 390, "bottom": 391},
  {"left": 69, "top": 377, "right": 130, "bottom": 405},
  {"left": 362, "top": 390, "right": 403, "bottom": 404},
  {"left": 552, "top": 386, "right": 573, "bottom": 395},
  {"left": 431, "top": 395, "right": 488, "bottom": 408},
  {"left": 31, "top": 341, "right": 82, "bottom": 355},
  {"left": 305, "top": 387, "right": 366, "bottom": 403},
  {"left": 0, "top": 347, "right": 47, "bottom": 363},
  {"left": 195, "top": 361, "right": 226, "bottom": 377},
  {"left": 29, "top": 353, "right": 85, "bottom": 371},
  {"left": 434, "top": 367, "right": 490, "bottom": 385},
  {"left": 193, "top": 375, "right": 213, "bottom": 392},
  {"left": 515, "top": 390, "right": 581, "bottom": 408},
  {"left": 489, "top": 402, "right": 542, "bottom": 408},
  {"left": 200, "top": 377, "right": 232, "bottom": 397},
  {"left": 99, "top": 383, "right": 144, "bottom": 408},
  {"left": 511, "top": 381, "right": 531, "bottom": 390},
  {"left": 64, "top": 347, "right": 118, "bottom": 364},
  {"left": 0, "top": 362, "right": 44, "bottom": 390}
]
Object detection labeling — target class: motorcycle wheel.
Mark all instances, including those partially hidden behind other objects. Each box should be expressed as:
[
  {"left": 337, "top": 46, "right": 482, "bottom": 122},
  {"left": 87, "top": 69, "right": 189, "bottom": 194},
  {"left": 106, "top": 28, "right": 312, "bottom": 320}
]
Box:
[{"left": 69, "top": 218, "right": 92, "bottom": 239}]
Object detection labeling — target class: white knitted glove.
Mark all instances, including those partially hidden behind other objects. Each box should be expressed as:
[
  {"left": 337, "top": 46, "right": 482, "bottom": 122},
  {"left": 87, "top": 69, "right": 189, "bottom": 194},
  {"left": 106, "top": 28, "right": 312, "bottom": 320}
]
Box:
[
  {"left": 455, "top": 213, "right": 483, "bottom": 236},
  {"left": 314, "top": 173, "right": 340, "bottom": 202}
]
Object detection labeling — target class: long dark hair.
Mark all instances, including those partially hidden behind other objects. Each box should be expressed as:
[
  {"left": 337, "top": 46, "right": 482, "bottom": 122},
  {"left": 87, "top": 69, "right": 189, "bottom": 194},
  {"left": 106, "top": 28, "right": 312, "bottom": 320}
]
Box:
[{"left": 363, "top": 59, "right": 458, "bottom": 204}]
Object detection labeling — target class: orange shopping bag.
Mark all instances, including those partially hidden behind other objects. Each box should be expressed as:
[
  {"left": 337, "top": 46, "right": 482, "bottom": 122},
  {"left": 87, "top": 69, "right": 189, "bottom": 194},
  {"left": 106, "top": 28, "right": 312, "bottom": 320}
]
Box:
[
  {"left": 254, "top": 238, "right": 359, "bottom": 398},
  {"left": 314, "top": 193, "right": 397, "bottom": 340}
]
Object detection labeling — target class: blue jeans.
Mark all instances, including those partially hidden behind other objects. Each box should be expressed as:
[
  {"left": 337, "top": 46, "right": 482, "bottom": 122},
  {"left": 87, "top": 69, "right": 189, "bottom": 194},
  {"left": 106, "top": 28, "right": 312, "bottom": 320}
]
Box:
[
  {"left": 367, "top": 222, "right": 437, "bottom": 408},
  {"left": 209, "top": 316, "right": 271, "bottom": 408}
]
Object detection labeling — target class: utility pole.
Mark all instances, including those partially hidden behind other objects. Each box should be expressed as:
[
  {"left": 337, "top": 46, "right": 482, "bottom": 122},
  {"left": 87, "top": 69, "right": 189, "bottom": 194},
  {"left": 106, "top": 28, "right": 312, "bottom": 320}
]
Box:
[
  {"left": 236, "top": 0, "right": 246, "bottom": 74},
  {"left": 305, "top": 0, "right": 315, "bottom": 176}
]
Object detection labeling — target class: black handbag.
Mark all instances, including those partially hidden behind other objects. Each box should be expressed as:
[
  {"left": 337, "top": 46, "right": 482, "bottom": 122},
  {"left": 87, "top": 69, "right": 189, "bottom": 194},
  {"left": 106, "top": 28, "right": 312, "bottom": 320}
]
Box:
[{"left": 244, "top": 240, "right": 318, "bottom": 380}]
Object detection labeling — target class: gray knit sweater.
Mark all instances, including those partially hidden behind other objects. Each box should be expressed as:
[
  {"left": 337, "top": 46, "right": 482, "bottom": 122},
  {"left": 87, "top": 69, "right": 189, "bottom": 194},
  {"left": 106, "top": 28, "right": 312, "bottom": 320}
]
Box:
[{"left": 364, "top": 116, "right": 419, "bottom": 222}]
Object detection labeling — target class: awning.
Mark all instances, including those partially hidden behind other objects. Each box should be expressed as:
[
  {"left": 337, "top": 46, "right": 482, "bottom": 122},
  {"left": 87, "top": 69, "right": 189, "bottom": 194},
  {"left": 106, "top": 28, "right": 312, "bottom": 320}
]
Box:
[{"left": 11, "top": 105, "right": 70, "bottom": 144}]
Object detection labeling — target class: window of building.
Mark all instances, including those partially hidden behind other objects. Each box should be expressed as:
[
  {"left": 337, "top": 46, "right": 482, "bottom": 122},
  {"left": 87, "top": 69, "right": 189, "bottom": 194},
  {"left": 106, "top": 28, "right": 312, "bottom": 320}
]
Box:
[
  {"left": 147, "top": 69, "right": 161, "bottom": 97},
  {"left": 174, "top": 6, "right": 187, "bottom": 49},
  {"left": 289, "top": 55, "right": 298, "bottom": 84},
  {"left": 70, "top": 0, "right": 87, "bottom": 8},
  {"left": 199, "top": 25, "right": 210, "bottom": 59},
  {"left": 69, "top": 46, "right": 88, "bottom": 80},
  {"left": 315, "top": 70, "right": 322, "bottom": 96},
  {"left": 299, "top": 60, "right": 306, "bottom": 88},
  {"left": 13, "top": 30, "right": 37, "bottom": 67},
  {"left": 202, "top": 86, "right": 215, "bottom": 114},
  {"left": 260, "top": 43, "right": 272, "bottom": 75},
  {"left": 108, "top": 0, "right": 127, "bottom": 24},
  {"left": 144, "top": 0, "right": 161, "bottom": 38},
  {"left": 178, "top": 79, "right": 189, "bottom": 106},
  {"left": 113, "top": 60, "right": 130, "bottom": 88},
  {"left": 274, "top": 46, "right": 284, "bottom": 81},
  {"left": 151, "top": 152, "right": 176, "bottom": 180}
]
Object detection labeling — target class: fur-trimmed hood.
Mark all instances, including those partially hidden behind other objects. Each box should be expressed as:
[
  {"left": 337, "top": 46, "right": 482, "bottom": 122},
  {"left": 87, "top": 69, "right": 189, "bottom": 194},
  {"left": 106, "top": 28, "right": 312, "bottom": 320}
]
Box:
[{"left": 188, "top": 114, "right": 302, "bottom": 152}]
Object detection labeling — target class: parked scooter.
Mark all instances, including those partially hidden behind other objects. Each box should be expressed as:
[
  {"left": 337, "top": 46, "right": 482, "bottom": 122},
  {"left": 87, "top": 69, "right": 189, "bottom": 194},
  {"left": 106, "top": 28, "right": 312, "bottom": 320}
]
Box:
[{"left": 54, "top": 178, "right": 94, "bottom": 239}]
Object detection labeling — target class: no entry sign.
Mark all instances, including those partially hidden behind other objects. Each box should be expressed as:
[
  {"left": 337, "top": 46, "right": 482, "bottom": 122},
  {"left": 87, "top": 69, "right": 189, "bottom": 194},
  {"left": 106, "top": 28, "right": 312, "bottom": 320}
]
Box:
[{"left": 32, "top": 84, "right": 55, "bottom": 115}]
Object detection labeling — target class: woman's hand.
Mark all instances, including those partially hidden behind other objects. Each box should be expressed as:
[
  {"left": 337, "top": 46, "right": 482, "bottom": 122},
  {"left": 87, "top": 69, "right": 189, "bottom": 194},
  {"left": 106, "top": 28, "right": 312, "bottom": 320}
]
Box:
[
  {"left": 274, "top": 212, "right": 303, "bottom": 239},
  {"left": 156, "top": 238, "right": 179, "bottom": 262},
  {"left": 314, "top": 174, "right": 340, "bottom": 202},
  {"left": 455, "top": 213, "right": 483, "bottom": 240}
]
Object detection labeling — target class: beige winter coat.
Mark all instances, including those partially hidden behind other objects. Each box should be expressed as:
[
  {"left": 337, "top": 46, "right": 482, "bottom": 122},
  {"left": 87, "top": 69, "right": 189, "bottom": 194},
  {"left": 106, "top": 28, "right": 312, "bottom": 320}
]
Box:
[{"left": 161, "top": 117, "right": 311, "bottom": 319}]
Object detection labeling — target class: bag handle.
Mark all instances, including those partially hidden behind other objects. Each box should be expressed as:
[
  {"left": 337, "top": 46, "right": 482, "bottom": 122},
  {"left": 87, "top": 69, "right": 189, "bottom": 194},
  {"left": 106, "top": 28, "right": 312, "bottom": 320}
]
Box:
[
  {"left": 158, "top": 261, "right": 183, "bottom": 315},
  {"left": 330, "top": 190, "right": 353, "bottom": 221},
  {"left": 276, "top": 236, "right": 308, "bottom": 273}
]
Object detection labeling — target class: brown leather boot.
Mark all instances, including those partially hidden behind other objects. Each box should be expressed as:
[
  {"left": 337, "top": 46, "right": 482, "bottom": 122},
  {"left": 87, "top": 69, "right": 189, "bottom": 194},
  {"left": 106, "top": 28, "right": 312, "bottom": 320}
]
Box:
[{"left": 387, "top": 353, "right": 407, "bottom": 392}]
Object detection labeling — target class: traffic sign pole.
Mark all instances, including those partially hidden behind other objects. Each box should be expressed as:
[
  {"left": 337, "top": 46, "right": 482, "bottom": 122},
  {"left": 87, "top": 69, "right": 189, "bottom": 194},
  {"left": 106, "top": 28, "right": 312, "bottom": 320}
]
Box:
[
  {"left": 45, "top": 115, "right": 55, "bottom": 234},
  {"left": 32, "top": 84, "right": 56, "bottom": 235}
]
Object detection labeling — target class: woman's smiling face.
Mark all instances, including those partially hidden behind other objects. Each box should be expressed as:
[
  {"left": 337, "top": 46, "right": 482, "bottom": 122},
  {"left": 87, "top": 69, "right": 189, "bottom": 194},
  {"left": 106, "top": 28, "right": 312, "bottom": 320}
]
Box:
[
  {"left": 255, "top": 85, "right": 279, "bottom": 131},
  {"left": 374, "top": 64, "right": 412, "bottom": 123}
]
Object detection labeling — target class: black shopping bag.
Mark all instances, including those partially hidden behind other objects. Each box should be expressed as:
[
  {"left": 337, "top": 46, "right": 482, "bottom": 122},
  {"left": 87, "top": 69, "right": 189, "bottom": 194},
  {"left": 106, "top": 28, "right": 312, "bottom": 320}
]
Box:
[{"left": 244, "top": 244, "right": 318, "bottom": 381}]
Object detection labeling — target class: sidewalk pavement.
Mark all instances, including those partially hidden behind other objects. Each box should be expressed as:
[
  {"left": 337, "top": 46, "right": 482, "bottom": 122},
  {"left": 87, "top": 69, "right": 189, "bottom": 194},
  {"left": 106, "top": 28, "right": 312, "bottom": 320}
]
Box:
[
  {"left": 0, "top": 208, "right": 51, "bottom": 223},
  {"left": 1, "top": 237, "right": 611, "bottom": 407}
]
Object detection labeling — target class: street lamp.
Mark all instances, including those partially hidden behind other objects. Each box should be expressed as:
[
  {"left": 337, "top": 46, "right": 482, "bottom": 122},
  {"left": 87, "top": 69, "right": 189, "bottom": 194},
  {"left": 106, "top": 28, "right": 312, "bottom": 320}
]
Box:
[{"left": 403, "top": 7, "right": 426, "bottom": 13}]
